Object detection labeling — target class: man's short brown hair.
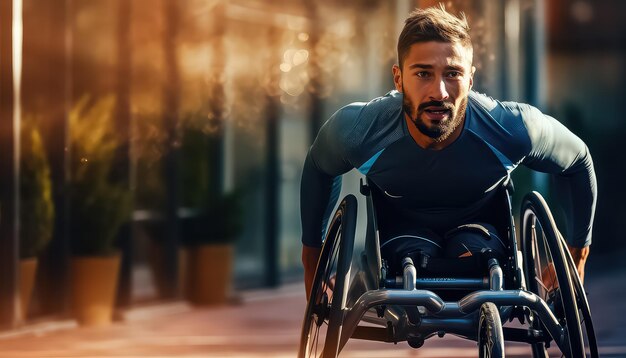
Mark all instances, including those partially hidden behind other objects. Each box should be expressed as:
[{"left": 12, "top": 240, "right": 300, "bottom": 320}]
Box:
[{"left": 397, "top": 4, "right": 472, "bottom": 69}]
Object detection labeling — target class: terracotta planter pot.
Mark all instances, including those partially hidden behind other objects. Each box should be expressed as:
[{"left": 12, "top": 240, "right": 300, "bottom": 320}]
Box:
[
  {"left": 185, "top": 244, "right": 233, "bottom": 305},
  {"left": 70, "top": 255, "right": 121, "bottom": 326},
  {"left": 19, "top": 258, "right": 38, "bottom": 320}
]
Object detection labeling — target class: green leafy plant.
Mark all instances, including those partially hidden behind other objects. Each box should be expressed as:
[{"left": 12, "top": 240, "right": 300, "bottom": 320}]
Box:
[
  {"left": 19, "top": 118, "right": 55, "bottom": 259},
  {"left": 68, "top": 96, "right": 131, "bottom": 256},
  {"left": 180, "top": 191, "right": 243, "bottom": 246},
  {"left": 179, "top": 118, "right": 243, "bottom": 246}
]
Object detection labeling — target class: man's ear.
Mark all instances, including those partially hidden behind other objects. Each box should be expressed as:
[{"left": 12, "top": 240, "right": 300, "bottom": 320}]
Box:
[
  {"left": 469, "top": 65, "right": 476, "bottom": 89},
  {"left": 392, "top": 64, "right": 403, "bottom": 93}
]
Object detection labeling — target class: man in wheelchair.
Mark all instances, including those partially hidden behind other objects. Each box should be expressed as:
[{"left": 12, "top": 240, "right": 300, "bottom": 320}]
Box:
[{"left": 300, "top": 5, "right": 597, "bottom": 357}]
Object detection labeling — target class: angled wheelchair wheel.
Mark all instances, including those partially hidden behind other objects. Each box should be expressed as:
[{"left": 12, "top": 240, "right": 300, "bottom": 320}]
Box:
[
  {"left": 559, "top": 232, "right": 599, "bottom": 358},
  {"left": 299, "top": 195, "right": 357, "bottom": 358},
  {"left": 521, "top": 191, "right": 596, "bottom": 358},
  {"left": 478, "top": 302, "right": 505, "bottom": 358}
]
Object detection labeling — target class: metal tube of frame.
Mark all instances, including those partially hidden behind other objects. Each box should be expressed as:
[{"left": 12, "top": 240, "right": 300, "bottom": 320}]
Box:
[
  {"left": 402, "top": 258, "right": 416, "bottom": 291},
  {"left": 458, "top": 290, "right": 566, "bottom": 350},
  {"left": 341, "top": 289, "right": 566, "bottom": 352},
  {"left": 411, "top": 317, "right": 477, "bottom": 340},
  {"left": 383, "top": 277, "right": 489, "bottom": 290},
  {"left": 488, "top": 258, "right": 504, "bottom": 291}
]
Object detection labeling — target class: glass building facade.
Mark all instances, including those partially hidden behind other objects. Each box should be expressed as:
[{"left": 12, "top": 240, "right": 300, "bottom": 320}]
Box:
[{"left": 3, "top": 0, "right": 623, "bottom": 328}]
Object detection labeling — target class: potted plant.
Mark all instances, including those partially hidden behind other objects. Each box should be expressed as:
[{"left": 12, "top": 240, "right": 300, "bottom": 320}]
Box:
[
  {"left": 181, "top": 191, "right": 242, "bottom": 305},
  {"left": 67, "top": 96, "right": 131, "bottom": 326},
  {"left": 19, "top": 117, "right": 55, "bottom": 319},
  {"left": 179, "top": 123, "right": 243, "bottom": 305}
]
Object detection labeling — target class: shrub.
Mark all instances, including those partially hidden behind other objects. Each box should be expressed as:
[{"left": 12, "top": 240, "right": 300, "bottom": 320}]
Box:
[
  {"left": 68, "top": 96, "right": 131, "bottom": 256},
  {"left": 179, "top": 118, "right": 243, "bottom": 246},
  {"left": 19, "top": 118, "right": 55, "bottom": 259}
]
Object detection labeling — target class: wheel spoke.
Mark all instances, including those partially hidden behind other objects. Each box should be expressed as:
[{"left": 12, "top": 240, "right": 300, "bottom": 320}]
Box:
[
  {"left": 535, "top": 276, "right": 549, "bottom": 293},
  {"left": 322, "top": 230, "right": 340, "bottom": 301},
  {"left": 312, "top": 326, "right": 319, "bottom": 350}
]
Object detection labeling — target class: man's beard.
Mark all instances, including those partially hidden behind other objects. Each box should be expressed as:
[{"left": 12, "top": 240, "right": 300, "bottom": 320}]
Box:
[{"left": 403, "top": 95, "right": 468, "bottom": 143}]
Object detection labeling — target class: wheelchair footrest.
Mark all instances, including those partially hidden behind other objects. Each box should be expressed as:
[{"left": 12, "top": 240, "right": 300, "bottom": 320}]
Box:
[
  {"left": 503, "top": 327, "right": 548, "bottom": 344},
  {"left": 351, "top": 325, "right": 396, "bottom": 343}
]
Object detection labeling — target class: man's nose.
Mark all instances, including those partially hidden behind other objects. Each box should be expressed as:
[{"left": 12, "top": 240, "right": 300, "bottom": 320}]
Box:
[{"left": 428, "top": 79, "right": 449, "bottom": 101}]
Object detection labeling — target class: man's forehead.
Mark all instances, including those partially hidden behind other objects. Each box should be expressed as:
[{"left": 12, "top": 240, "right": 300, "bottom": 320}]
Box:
[{"left": 404, "top": 41, "right": 473, "bottom": 67}]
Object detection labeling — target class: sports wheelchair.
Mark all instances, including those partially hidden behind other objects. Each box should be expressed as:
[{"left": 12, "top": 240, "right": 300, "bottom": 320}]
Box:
[{"left": 299, "top": 179, "right": 597, "bottom": 357}]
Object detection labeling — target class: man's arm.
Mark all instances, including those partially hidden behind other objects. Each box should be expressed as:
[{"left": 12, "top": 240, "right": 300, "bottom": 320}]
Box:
[
  {"left": 518, "top": 104, "right": 597, "bottom": 280},
  {"left": 300, "top": 107, "right": 357, "bottom": 297},
  {"left": 568, "top": 244, "right": 590, "bottom": 283},
  {"left": 302, "top": 245, "right": 322, "bottom": 297},
  {"left": 300, "top": 155, "right": 342, "bottom": 297}
]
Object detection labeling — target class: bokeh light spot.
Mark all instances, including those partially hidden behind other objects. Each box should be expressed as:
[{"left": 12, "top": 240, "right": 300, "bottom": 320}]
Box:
[
  {"left": 292, "top": 50, "right": 309, "bottom": 66},
  {"left": 298, "top": 32, "right": 309, "bottom": 42}
]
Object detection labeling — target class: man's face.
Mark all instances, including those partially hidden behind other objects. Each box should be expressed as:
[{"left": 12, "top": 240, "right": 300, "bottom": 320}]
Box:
[{"left": 393, "top": 41, "right": 474, "bottom": 144}]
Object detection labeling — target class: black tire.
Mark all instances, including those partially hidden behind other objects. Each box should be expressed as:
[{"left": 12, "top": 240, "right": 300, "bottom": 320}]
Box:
[
  {"left": 299, "top": 195, "right": 357, "bottom": 358},
  {"left": 478, "top": 302, "right": 505, "bottom": 358},
  {"left": 559, "top": 232, "right": 599, "bottom": 358},
  {"left": 520, "top": 192, "right": 585, "bottom": 358}
]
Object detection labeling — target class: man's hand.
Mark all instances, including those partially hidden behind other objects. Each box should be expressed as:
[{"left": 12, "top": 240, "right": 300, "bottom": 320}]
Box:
[
  {"left": 538, "top": 244, "right": 589, "bottom": 292},
  {"left": 302, "top": 245, "right": 322, "bottom": 299},
  {"left": 568, "top": 244, "right": 590, "bottom": 284}
]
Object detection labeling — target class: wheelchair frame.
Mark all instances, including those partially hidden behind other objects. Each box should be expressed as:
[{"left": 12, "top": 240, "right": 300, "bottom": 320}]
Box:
[{"left": 299, "top": 178, "right": 597, "bottom": 358}]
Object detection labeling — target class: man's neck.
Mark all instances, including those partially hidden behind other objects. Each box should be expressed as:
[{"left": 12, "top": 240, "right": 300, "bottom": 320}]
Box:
[{"left": 405, "top": 115, "right": 466, "bottom": 150}]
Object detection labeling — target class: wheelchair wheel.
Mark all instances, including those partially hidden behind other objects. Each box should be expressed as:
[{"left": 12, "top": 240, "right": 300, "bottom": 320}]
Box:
[
  {"left": 478, "top": 302, "right": 505, "bottom": 358},
  {"left": 299, "top": 195, "right": 357, "bottom": 358},
  {"left": 559, "top": 232, "right": 599, "bottom": 358},
  {"left": 520, "top": 192, "right": 591, "bottom": 358}
]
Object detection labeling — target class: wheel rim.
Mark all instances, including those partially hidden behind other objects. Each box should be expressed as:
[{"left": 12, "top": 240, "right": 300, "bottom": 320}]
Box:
[
  {"left": 529, "top": 220, "right": 562, "bottom": 323},
  {"left": 298, "top": 195, "right": 357, "bottom": 358},
  {"left": 526, "top": 213, "right": 572, "bottom": 355},
  {"left": 304, "top": 227, "right": 341, "bottom": 357},
  {"left": 521, "top": 194, "right": 585, "bottom": 357},
  {"left": 559, "top": 233, "right": 599, "bottom": 358}
]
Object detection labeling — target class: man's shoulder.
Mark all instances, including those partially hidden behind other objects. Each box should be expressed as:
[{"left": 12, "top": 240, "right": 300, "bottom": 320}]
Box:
[
  {"left": 323, "top": 90, "right": 404, "bottom": 167},
  {"left": 334, "top": 90, "right": 402, "bottom": 123},
  {"left": 467, "top": 91, "right": 535, "bottom": 161},
  {"left": 363, "top": 89, "right": 403, "bottom": 110},
  {"left": 328, "top": 90, "right": 403, "bottom": 141},
  {"left": 468, "top": 91, "right": 539, "bottom": 122}
]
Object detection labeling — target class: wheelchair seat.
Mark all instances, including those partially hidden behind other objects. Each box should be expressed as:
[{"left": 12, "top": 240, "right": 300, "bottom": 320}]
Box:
[{"left": 363, "top": 178, "right": 517, "bottom": 282}]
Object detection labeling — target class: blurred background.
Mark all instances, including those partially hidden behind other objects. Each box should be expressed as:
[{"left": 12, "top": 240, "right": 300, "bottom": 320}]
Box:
[{"left": 1, "top": 0, "right": 625, "bottom": 338}]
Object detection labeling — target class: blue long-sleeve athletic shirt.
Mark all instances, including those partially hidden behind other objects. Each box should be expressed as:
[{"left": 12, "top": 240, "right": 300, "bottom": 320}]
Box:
[{"left": 301, "top": 90, "right": 597, "bottom": 249}]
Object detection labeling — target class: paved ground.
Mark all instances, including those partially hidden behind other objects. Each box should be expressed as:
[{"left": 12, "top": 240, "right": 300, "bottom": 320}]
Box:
[{"left": 0, "top": 266, "right": 625, "bottom": 357}]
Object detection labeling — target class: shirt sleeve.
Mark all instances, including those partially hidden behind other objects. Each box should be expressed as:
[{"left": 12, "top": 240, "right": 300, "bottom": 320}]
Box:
[
  {"left": 300, "top": 106, "right": 359, "bottom": 247},
  {"left": 517, "top": 104, "right": 597, "bottom": 248}
]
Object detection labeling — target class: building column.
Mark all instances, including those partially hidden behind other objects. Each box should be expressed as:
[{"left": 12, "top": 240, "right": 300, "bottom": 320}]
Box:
[
  {"left": 522, "top": 0, "right": 548, "bottom": 192},
  {"left": 114, "top": 0, "right": 133, "bottom": 308},
  {"left": 0, "top": 0, "right": 21, "bottom": 328},
  {"left": 35, "top": 0, "right": 72, "bottom": 318},
  {"left": 264, "top": 26, "right": 281, "bottom": 288},
  {"left": 161, "top": 0, "right": 181, "bottom": 298}
]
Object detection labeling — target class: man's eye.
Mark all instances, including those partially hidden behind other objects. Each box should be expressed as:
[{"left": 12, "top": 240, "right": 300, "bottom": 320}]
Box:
[
  {"left": 416, "top": 71, "right": 431, "bottom": 78},
  {"left": 446, "top": 71, "right": 461, "bottom": 78}
]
